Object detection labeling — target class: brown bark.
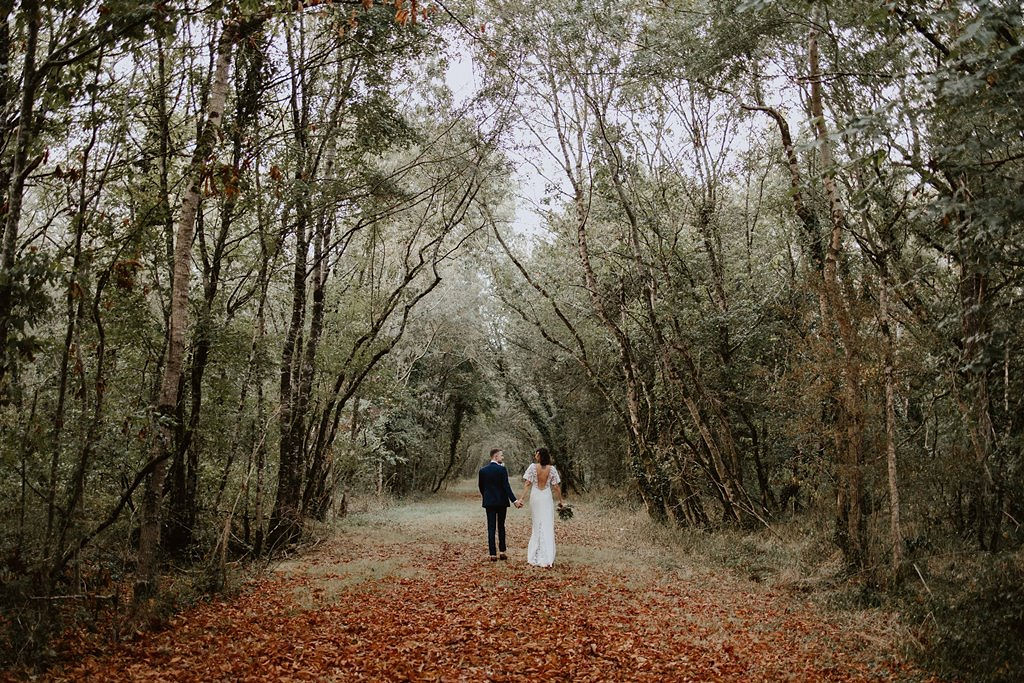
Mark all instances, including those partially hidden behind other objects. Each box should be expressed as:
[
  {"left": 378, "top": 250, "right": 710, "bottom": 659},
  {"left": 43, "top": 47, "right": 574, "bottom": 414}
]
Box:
[
  {"left": 957, "top": 237, "right": 997, "bottom": 549},
  {"left": 431, "top": 400, "right": 467, "bottom": 494},
  {"left": 268, "top": 194, "right": 308, "bottom": 548},
  {"left": 52, "top": 246, "right": 112, "bottom": 580},
  {"left": 879, "top": 268, "right": 905, "bottom": 573},
  {"left": 543, "top": 60, "right": 690, "bottom": 523},
  {"left": 297, "top": 212, "right": 332, "bottom": 518},
  {"left": 589, "top": 94, "right": 751, "bottom": 524},
  {"left": 270, "top": 13, "right": 318, "bottom": 547},
  {"left": 45, "top": 59, "right": 105, "bottom": 556},
  {"left": 249, "top": 212, "right": 272, "bottom": 553},
  {"left": 809, "top": 27, "right": 866, "bottom": 568}
]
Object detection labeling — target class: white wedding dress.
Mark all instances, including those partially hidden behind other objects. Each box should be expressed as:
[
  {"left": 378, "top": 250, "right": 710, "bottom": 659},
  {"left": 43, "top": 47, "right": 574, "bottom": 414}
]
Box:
[{"left": 524, "top": 463, "right": 560, "bottom": 567}]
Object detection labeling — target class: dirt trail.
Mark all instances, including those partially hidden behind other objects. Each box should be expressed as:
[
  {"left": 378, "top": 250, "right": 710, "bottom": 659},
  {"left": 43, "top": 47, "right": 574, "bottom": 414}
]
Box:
[{"left": 51, "top": 485, "right": 929, "bottom": 681}]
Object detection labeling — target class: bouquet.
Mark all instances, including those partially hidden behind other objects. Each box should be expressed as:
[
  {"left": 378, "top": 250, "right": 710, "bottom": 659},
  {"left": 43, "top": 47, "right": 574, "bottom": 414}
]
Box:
[{"left": 557, "top": 503, "right": 574, "bottom": 520}]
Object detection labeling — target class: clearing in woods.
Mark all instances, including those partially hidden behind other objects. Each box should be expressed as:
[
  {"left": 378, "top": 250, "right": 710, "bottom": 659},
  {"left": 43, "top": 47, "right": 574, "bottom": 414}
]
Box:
[{"left": 52, "top": 482, "right": 930, "bottom": 681}]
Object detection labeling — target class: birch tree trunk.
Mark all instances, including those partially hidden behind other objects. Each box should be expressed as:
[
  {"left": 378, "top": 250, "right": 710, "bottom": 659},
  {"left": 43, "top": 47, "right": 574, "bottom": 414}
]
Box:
[
  {"left": 0, "top": 0, "right": 40, "bottom": 393},
  {"left": 135, "top": 25, "right": 237, "bottom": 598},
  {"left": 809, "top": 26, "right": 867, "bottom": 568}
]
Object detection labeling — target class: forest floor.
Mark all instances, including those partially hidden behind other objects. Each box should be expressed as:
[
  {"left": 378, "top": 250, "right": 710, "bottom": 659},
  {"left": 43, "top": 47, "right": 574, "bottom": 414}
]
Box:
[{"left": 39, "top": 482, "right": 935, "bottom": 682}]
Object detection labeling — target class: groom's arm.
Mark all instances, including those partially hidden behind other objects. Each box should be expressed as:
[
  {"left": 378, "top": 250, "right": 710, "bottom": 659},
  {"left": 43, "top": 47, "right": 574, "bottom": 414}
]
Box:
[
  {"left": 503, "top": 469, "right": 518, "bottom": 505},
  {"left": 479, "top": 468, "right": 485, "bottom": 496}
]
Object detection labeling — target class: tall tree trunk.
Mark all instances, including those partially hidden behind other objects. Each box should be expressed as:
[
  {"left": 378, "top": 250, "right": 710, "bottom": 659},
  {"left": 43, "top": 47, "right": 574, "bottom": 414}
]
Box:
[
  {"left": 165, "top": 34, "right": 261, "bottom": 555},
  {"left": 297, "top": 190, "right": 332, "bottom": 516},
  {"left": 251, "top": 248, "right": 271, "bottom": 555},
  {"left": 52, "top": 253, "right": 113, "bottom": 585},
  {"left": 879, "top": 266, "right": 905, "bottom": 574},
  {"left": 136, "top": 26, "right": 236, "bottom": 598},
  {"left": 228, "top": 226, "right": 275, "bottom": 546},
  {"left": 958, "top": 233, "right": 996, "bottom": 550},
  {"left": 431, "top": 401, "right": 467, "bottom": 494},
  {"left": 268, "top": 194, "right": 309, "bottom": 548},
  {"left": 0, "top": 0, "right": 13, "bottom": 199},
  {"left": 45, "top": 60, "right": 104, "bottom": 556},
  {"left": 269, "top": 14, "right": 314, "bottom": 549},
  {"left": 809, "top": 26, "right": 867, "bottom": 569},
  {"left": 0, "top": 0, "right": 40, "bottom": 393}
]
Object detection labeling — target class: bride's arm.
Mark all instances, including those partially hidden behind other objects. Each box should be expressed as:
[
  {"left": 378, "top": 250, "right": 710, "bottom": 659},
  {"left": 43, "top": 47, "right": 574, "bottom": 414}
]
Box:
[
  {"left": 551, "top": 466, "right": 564, "bottom": 505},
  {"left": 520, "top": 463, "right": 534, "bottom": 502}
]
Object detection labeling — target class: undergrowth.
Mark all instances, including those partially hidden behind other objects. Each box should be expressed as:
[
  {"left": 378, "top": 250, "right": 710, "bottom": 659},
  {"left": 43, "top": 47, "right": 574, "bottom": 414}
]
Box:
[
  {"left": 602, "top": 493, "right": 1024, "bottom": 683},
  {"left": 0, "top": 545, "right": 266, "bottom": 674}
]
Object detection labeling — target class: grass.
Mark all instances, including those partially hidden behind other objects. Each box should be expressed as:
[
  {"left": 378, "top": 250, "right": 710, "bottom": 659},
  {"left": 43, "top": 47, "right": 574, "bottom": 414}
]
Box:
[
  {"left": 336, "top": 484, "right": 855, "bottom": 606},
  {"left": 896, "top": 549, "right": 1024, "bottom": 682},
  {"left": 571, "top": 495, "right": 1024, "bottom": 682}
]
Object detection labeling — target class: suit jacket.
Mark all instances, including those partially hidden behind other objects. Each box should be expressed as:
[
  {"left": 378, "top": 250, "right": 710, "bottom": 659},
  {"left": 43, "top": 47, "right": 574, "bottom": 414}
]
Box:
[{"left": 478, "top": 461, "right": 517, "bottom": 508}]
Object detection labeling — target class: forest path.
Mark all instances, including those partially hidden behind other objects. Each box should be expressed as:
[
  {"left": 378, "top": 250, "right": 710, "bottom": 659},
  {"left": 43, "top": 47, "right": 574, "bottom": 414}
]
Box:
[{"left": 55, "top": 482, "right": 928, "bottom": 681}]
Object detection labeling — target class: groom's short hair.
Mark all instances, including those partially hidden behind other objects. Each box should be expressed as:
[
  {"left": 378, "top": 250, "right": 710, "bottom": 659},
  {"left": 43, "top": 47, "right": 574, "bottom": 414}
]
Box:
[{"left": 489, "top": 448, "right": 502, "bottom": 458}]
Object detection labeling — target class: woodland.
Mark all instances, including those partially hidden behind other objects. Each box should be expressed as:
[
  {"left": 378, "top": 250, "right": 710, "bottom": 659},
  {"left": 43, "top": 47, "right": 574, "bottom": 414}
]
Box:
[{"left": 0, "top": 0, "right": 1022, "bottom": 679}]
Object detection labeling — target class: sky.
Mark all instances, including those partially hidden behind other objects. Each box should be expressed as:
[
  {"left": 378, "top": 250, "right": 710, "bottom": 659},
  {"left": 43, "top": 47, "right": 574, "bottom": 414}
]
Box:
[{"left": 443, "top": 35, "right": 553, "bottom": 242}]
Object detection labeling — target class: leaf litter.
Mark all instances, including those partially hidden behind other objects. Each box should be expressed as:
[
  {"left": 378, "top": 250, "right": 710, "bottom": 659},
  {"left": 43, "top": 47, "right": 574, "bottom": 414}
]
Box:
[{"left": 41, "top": 492, "right": 936, "bottom": 682}]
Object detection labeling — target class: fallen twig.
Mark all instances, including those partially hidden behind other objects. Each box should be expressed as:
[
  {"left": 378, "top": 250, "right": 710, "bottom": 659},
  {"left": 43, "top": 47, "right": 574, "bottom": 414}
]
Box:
[
  {"left": 29, "top": 593, "right": 116, "bottom": 602},
  {"left": 912, "top": 562, "right": 932, "bottom": 596}
]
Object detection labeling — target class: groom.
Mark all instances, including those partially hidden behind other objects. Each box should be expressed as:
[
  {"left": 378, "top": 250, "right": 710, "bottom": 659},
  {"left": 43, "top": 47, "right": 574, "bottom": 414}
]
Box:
[{"left": 478, "top": 448, "right": 522, "bottom": 561}]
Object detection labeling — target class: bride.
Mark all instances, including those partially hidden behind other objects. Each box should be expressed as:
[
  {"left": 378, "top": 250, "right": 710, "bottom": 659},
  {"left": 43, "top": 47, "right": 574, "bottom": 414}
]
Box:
[{"left": 520, "top": 447, "right": 565, "bottom": 567}]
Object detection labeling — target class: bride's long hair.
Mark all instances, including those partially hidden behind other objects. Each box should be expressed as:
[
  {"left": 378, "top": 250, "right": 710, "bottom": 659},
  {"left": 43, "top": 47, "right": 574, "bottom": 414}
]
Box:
[{"left": 536, "top": 448, "right": 551, "bottom": 466}]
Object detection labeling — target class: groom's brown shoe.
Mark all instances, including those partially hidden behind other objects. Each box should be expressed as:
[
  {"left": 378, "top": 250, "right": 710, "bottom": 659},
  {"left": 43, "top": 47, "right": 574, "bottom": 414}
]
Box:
[
  {"left": 488, "top": 555, "right": 497, "bottom": 562},
  {"left": 499, "top": 553, "right": 508, "bottom": 560}
]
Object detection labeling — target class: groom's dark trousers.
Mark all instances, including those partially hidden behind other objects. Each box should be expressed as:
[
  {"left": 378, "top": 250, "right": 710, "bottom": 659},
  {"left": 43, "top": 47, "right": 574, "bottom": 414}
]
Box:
[{"left": 479, "top": 461, "right": 517, "bottom": 557}]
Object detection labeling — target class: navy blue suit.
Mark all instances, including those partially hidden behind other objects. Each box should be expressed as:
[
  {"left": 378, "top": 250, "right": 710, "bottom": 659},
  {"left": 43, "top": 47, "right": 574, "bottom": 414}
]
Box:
[{"left": 479, "top": 461, "right": 518, "bottom": 557}]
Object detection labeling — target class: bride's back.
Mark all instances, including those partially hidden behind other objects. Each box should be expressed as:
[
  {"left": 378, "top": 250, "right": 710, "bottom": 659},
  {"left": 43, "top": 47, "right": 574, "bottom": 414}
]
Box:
[{"left": 536, "top": 464, "right": 552, "bottom": 490}]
